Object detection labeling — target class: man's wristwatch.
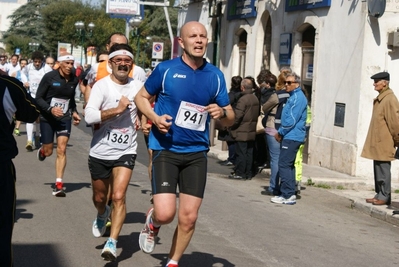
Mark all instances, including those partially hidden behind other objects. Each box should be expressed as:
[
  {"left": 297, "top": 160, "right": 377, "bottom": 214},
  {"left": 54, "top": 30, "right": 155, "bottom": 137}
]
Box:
[{"left": 221, "top": 108, "right": 227, "bottom": 119}]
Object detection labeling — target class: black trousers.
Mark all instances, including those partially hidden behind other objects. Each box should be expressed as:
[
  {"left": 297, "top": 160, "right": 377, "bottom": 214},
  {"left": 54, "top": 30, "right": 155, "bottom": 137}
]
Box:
[
  {"left": 254, "top": 133, "right": 269, "bottom": 166},
  {"left": 0, "top": 160, "right": 16, "bottom": 267},
  {"left": 234, "top": 141, "right": 255, "bottom": 178}
]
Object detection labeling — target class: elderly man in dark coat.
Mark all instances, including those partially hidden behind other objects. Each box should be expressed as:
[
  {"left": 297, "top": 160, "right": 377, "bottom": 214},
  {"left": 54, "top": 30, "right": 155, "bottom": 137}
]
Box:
[
  {"left": 229, "top": 77, "right": 260, "bottom": 180},
  {"left": 362, "top": 71, "right": 399, "bottom": 206}
]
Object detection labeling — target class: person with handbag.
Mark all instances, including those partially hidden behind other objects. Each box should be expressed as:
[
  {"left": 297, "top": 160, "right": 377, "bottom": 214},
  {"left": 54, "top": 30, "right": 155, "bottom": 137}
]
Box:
[{"left": 258, "top": 71, "right": 287, "bottom": 194}]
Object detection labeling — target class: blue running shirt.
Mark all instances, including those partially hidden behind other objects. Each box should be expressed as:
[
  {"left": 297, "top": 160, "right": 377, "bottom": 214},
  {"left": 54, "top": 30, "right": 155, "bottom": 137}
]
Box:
[{"left": 144, "top": 57, "right": 229, "bottom": 153}]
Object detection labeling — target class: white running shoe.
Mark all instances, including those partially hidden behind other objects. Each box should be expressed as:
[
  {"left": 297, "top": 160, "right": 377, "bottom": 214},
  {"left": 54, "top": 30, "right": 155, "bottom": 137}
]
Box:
[
  {"left": 101, "top": 238, "right": 117, "bottom": 261},
  {"left": 271, "top": 195, "right": 296, "bottom": 205},
  {"left": 139, "top": 208, "right": 160, "bottom": 253},
  {"left": 92, "top": 205, "right": 111, "bottom": 237}
]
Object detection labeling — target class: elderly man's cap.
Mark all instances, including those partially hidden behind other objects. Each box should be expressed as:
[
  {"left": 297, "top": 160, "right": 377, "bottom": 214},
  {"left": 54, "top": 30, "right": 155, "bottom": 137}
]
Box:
[{"left": 370, "top": 71, "right": 390, "bottom": 81}]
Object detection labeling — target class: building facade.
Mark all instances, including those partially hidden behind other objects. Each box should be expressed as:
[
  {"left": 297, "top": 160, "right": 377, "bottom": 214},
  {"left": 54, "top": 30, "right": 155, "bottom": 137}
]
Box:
[{"left": 176, "top": 0, "right": 399, "bottom": 179}]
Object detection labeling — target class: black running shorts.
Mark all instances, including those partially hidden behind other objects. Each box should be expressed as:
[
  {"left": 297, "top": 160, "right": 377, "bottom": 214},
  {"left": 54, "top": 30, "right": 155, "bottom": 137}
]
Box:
[
  {"left": 88, "top": 154, "right": 137, "bottom": 179},
  {"left": 151, "top": 150, "right": 208, "bottom": 198},
  {"left": 40, "top": 119, "right": 72, "bottom": 144}
]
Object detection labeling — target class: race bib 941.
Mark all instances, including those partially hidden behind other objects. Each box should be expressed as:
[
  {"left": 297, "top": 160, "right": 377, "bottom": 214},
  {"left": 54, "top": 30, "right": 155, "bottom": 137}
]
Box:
[{"left": 175, "top": 101, "right": 208, "bottom": 131}]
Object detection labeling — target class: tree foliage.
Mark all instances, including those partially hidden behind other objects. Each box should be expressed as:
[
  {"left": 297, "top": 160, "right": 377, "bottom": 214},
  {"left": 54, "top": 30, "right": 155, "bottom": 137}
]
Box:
[
  {"left": 4, "top": 0, "right": 51, "bottom": 54},
  {"left": 4, "top": 0, "right": 177, "bottom": 67},
  {"left": 133, "top": 5, "right": 178, "bottom": 68}
]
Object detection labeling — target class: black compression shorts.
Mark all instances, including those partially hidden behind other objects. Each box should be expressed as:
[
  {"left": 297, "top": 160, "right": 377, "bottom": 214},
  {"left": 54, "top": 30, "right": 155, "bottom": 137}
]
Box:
[
  {"left": 151, "top": 150, "right": 208, "bottom": 198},
  {"left": 40, "top": 119, "right": 72, "bottom": 144}
]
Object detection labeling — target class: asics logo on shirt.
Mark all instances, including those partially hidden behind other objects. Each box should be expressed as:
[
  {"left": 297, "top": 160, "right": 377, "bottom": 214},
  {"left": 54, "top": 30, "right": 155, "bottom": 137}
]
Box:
[{"left": 173, "top": 73, "right": 186, "bottom": 79}]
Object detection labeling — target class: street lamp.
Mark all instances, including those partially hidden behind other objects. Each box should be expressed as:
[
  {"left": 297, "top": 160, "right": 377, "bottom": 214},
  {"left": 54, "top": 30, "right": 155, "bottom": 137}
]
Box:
[
  {"left": 129, "top": 16, "right": 142, "bottom": 63},
  {"left": 74, "top": 21, "right": 95, "bottom": 65},
  {"left": 28, "top": 42, "right": 40, "bottom": 51},
  {"left": 143, "top": 36, "right": 152, "bottom": 68}
]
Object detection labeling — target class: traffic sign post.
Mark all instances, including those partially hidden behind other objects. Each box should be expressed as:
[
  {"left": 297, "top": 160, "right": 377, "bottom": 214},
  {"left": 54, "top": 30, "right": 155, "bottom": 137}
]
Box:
[{"left": 152, "top": 42, "right": 164, "bottom": 60}]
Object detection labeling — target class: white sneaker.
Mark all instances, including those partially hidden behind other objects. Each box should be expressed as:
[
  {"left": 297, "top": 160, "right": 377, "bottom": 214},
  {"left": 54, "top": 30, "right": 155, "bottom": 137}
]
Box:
[
  {"left": 271, "top": 195, "right": 296, "bottom": 205},
  {"left": 101, "top": 238, "right": 117, "bottom": 261},
  {"left": 92, "top": 205, "right": 111, "bottom": 237},
  {"left": 138, "top": 208, "right": 160, "bottom": 253}
]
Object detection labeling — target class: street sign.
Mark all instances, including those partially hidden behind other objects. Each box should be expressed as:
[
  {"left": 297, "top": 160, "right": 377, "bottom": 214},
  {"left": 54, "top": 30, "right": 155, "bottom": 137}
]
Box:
[
  {"left": 106, "top": 0, "right": 140, "bottom": 16},
  {"left": 152, "top": 42, "right": 164, "bottom": 60}
]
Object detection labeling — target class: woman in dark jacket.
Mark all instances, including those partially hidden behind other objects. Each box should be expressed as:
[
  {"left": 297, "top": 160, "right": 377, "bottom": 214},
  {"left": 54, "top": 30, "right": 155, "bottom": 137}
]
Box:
[
  {"left": 246, "top": 75, "right": 270, "bottom": 173},
  {"left": 218, "top": 76, "right": 242, "bottom": 166}
]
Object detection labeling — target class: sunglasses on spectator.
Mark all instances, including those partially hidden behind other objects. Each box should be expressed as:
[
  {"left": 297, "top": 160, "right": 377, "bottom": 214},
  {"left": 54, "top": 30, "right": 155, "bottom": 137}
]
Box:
[{"left": 284, "top": 81, "right": 297, "bottom": 85}]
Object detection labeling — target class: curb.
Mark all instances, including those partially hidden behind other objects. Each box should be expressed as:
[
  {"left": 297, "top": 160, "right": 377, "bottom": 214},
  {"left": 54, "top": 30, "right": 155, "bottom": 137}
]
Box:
[
  {"left": 208, "top": 145, "right": 399, "bottom": 226},
  {"left": 351, "top": 200, "right": 399, "bottom": 226}
]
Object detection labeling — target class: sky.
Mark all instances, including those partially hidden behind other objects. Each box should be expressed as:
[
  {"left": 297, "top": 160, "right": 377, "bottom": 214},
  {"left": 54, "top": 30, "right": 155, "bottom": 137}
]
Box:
[{"left": 84, "top": 0, "right": 103, "bottom": 7}]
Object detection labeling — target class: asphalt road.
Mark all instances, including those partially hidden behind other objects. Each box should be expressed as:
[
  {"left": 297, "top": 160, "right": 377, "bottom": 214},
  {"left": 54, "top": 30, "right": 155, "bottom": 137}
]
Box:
[{"left": 10, "top": 122, "right": 399, "bottom": 267}]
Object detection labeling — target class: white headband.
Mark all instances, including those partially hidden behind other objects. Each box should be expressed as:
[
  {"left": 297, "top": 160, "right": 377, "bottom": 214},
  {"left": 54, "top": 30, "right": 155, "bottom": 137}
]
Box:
[
  {"left": 58, "top": 55, "right": 75, "bottom": 62},
  {"left": 109, "top": 50, "right": 134, "bottom": 60}
]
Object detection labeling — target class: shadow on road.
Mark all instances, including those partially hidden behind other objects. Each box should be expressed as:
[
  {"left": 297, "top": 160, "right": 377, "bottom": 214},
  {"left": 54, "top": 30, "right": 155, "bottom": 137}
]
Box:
[
  {"left": 14, "top": 243, "right": 68, "bottom": 267},
  {"left": 43, "top": 182, "right": 91, "bottom": 194},
  {"left": 15, "top": 199, "right": 34, "bottom": 222}
]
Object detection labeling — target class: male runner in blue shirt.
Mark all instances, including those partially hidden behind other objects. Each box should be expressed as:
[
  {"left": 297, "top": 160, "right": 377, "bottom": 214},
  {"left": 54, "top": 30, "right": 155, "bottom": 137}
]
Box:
[{"left": 136, "top": 21, "right": 234, "bottom": 267}]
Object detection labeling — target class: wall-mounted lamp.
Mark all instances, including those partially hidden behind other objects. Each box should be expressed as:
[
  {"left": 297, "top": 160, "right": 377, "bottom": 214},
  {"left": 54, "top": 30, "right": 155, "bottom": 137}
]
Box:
[{"left": 368, "top": 0, "right": 386, "bottom": 18}]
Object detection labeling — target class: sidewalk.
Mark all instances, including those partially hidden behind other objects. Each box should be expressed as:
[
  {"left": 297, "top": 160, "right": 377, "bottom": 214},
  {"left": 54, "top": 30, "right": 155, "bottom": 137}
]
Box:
[{"left": 208, "top": 138, "right": 399, "bottom": 226}]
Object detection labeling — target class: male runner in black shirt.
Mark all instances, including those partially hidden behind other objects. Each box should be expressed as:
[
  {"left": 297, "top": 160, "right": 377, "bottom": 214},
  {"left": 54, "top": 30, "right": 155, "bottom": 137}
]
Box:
[{"left": 35, "top": 53, "right": 81, "bottom": 197}]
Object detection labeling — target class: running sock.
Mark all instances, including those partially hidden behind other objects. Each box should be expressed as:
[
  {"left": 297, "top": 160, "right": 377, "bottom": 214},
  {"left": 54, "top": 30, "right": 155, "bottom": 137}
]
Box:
[
  {"left": 99, "top": 207, "right": 109, "bottom": 219},
  {"left": 55, "top": 178, "right": 63, "bottom": 189},
  {"left": 26, "top": 123, "right": 34, "bottom": 141},
  {"left": 166, "top": 259, "right": 178, "bottom": 266},
  {"left": 150, "top": 216, "right": 161, "bottom": 228},
  {"left": 108, "top": 237, "right": 117, "bottom": 243}
]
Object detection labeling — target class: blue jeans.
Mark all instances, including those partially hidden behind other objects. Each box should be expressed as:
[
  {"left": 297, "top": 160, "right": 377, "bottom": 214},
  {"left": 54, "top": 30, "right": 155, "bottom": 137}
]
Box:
[
  {"left": 278, "top": 139, "right": 302, "bottom": 199},
  {"left": 266, "top": 134, "right": 280, "bottom": 193}
]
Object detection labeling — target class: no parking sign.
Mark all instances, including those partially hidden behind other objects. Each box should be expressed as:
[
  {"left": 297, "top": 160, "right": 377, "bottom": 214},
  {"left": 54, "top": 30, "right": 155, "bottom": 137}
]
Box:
[{"left": 152, "top": 42, "right": 164, "bottom": 60}]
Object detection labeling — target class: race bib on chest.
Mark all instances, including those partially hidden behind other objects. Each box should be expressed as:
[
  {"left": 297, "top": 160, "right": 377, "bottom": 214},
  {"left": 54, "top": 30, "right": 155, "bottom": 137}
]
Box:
[
  {"left": 175, "top": 101, "right": 208, "bottom": 131},
  {"left": 30, "top": 82, "right": 39, "bottom": 95},
  {"left": 50, "top": 97, "right": 70, "bottom": 113},
  {"left": 104, "top": 126, "right": 133, "bottom": 149}
]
